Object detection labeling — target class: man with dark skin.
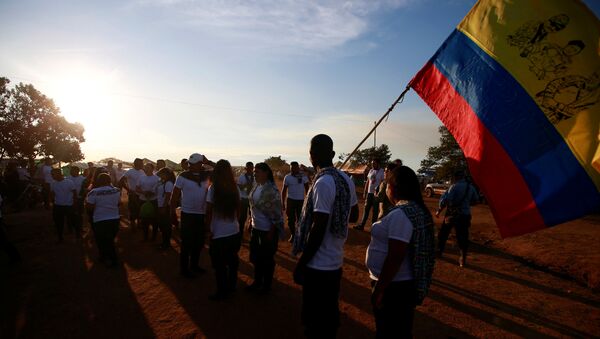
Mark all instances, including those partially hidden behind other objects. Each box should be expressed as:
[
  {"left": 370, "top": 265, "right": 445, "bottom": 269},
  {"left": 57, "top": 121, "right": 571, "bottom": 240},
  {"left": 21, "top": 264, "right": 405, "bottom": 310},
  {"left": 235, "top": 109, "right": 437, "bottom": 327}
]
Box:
[
  {"left": 293, "top": 134, "right": 358, "bottom": 338},
  {"left": 156, "top": 159, "right": 166, "bottom": 172},
  {"left": 170, "top": 153, "right": 216, "bottom": 278},
  {"left": 281, "top": 161, "right": 309, "bottom": 241},
  {"left": 118, "top": 158, "right": 144, "bottom": 230}
]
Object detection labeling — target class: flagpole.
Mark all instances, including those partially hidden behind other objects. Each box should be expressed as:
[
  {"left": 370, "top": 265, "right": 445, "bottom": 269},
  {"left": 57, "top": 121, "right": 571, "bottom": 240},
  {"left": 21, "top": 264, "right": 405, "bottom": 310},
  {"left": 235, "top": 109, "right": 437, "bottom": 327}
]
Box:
[{"left": 337, "top": 85, "right": 411, "bottom": 170}]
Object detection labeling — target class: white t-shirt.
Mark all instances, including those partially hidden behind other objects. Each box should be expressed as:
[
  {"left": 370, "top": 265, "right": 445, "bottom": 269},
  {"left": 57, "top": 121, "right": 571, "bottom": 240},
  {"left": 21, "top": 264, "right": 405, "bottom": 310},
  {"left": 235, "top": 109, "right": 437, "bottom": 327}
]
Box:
[
  {"left": 307, "top": 169, "right": 358, "bottom": 271},
  {"left": 174, "top": 174, "right": 208, "bottom": 214},
  {"left": 284, "top": 173, "right": 309, "bottom": 200},
  {"left": 86, "top": 186, "right": 121, "bottom": 223},
  {"left": 123, "top": 168, "right": 143, "bottom": 193},
  {"left": 67, "top": 175, "right": 86, "bottom": 196},
  {"left": 237, "top": 173, "right": 254, "bottom": 199},
  {"left": 367, "top": 168, "right": 384, "bottom": 194},
  {"left": 206, "top": 185, "right": 240, "bottom": 239},
  {"left": 251, "top": 185, "right": 273, "bottom": 231},
  {"left": 51, "top": 179, "right": 76, "bottom": 206},
  {"left": 366, "top": 207, "right": 414, "bottom": 281},
  {"left": 115, "top": 168, "right": 125, "bottom": 182},
  {"left": 137, "top": 174, "right": 160, "bottom": 201},
  {"left": 156, "top": 181, "right": 174, "bottom": 208},
  {"left": 42, "top": 165, "right": 53, "bottom": 184}
]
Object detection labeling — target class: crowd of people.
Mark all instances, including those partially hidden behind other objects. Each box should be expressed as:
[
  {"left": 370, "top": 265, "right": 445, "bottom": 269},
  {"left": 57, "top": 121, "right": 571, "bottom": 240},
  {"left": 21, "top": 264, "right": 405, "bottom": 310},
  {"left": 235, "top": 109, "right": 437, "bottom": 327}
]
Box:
[{"left": 0, "top": 133, "right": 482, "bottom": 338}]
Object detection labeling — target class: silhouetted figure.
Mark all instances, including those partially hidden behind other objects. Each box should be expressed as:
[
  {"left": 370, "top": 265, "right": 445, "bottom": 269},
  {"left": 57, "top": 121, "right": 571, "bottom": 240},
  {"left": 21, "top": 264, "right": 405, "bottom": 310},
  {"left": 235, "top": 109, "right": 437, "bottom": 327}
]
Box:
[
  {"left": 293, "top": 134, "right": 359, "bottom": 339},
  {"left": 236, "top": 162, "right": 254, "bottom": 233},
  {"left": 436, "top": 170, "right": 479, "bottom": 267},
  {"left": 86, "top": 173, "right": 121, "bottom": 267},
  {"left": 246, "top": 162, "right": 284, "bottom": 295},
  {"left": 206, "top": 160, "right": 241, "bottom": 300}
]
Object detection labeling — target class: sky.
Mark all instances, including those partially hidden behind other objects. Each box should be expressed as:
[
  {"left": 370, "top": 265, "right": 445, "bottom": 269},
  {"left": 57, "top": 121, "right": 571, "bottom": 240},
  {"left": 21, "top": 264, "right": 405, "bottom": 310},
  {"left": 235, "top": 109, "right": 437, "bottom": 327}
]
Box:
[{"left": 1, "top": 0, "right": 599, "bottom": 169}]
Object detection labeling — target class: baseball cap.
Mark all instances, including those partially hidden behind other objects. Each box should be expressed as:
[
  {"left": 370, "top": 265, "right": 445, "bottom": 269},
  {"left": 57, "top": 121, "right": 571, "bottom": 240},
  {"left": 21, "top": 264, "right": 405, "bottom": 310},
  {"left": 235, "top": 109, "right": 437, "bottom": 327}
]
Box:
[{"left": 188, "top": 153, "right": 205, "bottom": 165}]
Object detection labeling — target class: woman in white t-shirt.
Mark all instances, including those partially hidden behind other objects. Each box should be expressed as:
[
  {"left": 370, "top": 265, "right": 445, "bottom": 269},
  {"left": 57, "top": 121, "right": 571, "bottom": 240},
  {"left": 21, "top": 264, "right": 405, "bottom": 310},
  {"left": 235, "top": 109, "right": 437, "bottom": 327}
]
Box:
[
  {"left": 366, "top": 166, "right": 434, "bottom": 338},
  {"left": 206, "top": 160, "right": 241, "bottom": 300},
  {"left": 247, "top": 162, "right": 284, "bottom": 294},
  {"left": 156, "top": 168, "right": 175, "bottom": 249},
  {"left": 86, "top": 173, "right": 121, "bottom": 267},
  {"left": 136, "top": 163, "right": 160, "bottom": 241}
]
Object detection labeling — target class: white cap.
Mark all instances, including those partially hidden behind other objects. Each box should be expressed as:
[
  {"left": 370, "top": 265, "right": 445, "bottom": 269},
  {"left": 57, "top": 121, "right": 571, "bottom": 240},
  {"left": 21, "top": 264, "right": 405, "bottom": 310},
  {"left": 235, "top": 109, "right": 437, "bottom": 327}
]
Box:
[{"left": 188, "top": 153, "right": 205, "bottom": 165}]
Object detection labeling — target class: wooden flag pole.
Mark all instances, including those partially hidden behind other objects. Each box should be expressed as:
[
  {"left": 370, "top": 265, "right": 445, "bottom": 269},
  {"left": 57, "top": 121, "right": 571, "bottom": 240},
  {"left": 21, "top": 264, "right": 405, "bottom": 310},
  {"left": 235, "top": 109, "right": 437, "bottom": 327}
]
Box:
[{"left": 337, "top": 86, "right": 411, "bottom": 170}]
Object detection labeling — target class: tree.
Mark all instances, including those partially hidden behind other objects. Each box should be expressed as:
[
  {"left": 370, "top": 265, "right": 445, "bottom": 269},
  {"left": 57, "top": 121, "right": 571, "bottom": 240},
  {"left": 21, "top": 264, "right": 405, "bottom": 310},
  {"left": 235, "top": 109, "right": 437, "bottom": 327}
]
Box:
[
  {"left": 264, "top": 155, "right": 288, "bottom": 171},
  {"left": 419, "top": 126, "right": 467, "bottom": 180},
  {"left": 339, "top": 144, "right": 392, "bottom": 168},
  {"left": 0, "top": 77, "right": 85, "bottom": 162}
]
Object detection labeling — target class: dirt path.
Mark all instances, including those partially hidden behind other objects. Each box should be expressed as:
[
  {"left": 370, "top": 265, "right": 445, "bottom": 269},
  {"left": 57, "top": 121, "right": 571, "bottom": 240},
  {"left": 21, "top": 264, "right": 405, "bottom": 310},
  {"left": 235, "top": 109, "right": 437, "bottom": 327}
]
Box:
[{"left": 2, "top": 203, "right": 599, "bottom": 338}]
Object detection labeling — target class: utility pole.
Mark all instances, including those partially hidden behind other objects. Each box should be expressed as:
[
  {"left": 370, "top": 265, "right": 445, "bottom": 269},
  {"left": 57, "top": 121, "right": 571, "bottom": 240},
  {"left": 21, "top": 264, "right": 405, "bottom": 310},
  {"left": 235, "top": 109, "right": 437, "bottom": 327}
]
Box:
[{"left": 373, "top": 121, "right": 377, "bottom": 147}]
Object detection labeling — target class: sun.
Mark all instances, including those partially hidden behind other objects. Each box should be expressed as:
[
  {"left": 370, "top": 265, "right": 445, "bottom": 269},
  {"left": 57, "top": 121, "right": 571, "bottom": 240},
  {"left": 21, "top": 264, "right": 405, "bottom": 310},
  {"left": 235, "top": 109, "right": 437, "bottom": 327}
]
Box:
[{"left": 49, "top": 65, "right": 118, "bottom": 133}]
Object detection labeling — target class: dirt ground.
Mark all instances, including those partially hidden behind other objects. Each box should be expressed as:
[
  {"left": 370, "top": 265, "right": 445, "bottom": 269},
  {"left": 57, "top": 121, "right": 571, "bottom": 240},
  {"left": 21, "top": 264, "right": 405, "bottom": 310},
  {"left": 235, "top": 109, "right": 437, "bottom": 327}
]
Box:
[{"left": 1, "top": 187, "right": 600, "bottom": 338}]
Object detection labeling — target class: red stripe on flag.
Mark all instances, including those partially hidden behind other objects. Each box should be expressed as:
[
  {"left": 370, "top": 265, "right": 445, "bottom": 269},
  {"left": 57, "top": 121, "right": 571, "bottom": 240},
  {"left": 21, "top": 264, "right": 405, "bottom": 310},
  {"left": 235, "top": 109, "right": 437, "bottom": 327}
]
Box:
[{"left": 411, "top": 62, "right": 546, "bottom": 237}]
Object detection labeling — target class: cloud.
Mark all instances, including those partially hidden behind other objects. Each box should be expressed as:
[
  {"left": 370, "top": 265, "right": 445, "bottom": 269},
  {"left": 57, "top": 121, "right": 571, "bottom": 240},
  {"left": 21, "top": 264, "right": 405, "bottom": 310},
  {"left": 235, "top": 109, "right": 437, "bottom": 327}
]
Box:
[{"left": 136, "top": 0, "right": 413, "bottom": 53}]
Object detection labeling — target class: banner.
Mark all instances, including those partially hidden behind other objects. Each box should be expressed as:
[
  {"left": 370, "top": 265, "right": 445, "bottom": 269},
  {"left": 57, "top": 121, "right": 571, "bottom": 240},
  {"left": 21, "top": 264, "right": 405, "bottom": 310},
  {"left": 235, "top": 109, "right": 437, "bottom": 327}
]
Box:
[{"left": 410, "top": 0, "right": 600, "bottom": 237}]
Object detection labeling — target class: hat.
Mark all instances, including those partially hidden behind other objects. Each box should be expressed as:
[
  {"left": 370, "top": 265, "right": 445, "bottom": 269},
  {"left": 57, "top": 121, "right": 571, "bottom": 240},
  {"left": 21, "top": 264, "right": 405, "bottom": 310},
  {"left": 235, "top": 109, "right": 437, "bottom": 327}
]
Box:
[{"left": 188, "top": 153, "right": 205, "bottom": 165}]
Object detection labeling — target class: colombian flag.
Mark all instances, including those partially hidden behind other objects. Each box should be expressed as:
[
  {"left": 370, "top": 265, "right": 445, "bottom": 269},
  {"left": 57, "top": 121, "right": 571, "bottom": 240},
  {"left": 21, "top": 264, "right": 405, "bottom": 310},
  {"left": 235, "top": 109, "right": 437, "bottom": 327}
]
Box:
[{"left": 411, "top": 0, "right": 600, "bottom": 237}]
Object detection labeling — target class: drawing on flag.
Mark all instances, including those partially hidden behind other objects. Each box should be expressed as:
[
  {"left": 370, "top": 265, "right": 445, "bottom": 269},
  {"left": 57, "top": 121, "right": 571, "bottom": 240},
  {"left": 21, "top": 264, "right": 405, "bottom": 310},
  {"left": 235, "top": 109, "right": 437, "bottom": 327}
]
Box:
[{"left": 410, "top": 0, "right": 600, "bottom": 237}]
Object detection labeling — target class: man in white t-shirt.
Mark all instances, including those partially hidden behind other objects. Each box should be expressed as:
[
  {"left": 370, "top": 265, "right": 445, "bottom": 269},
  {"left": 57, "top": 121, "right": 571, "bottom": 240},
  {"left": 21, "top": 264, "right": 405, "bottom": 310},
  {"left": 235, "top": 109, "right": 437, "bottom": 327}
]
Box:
[
  {"left": 237, "top": 162, "right": 254, "bottom": 233},
  {"left": 354, "top": 158, "right": 385, "bottom": 231},
  {"left": 282, "top": 161, "right": 309, "bottom": 242},
  {"left": 170, "top": 152, "right": 216, "bottom": 278},
  {"left": 293, "top": 134, "right": 359, "bottom": 338},
  {"left": 118, "top": 158, "right": 144, "bottom": 229},
  {"left": 67, "top": 166, "right": 86, "bottom": 236},
  {"left": 39, "top": 158, "right": 54, "bottom": 209},
  {"left": 106, "top": 160, "right": 118, "bottom": 186},
  {"left": 50, "top": 168, "right": 77, "bottom": 242},
  {"left": 136, "top": 163, "right": 160, "bottom": 241},
  {"left": 115, "top": 163, "right": 125, "bottom": 183}
]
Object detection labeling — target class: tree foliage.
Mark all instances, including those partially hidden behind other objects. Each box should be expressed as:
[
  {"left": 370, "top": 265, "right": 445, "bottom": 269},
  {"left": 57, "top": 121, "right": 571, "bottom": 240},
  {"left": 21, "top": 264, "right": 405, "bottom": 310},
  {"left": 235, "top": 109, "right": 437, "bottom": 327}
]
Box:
[
  {"left": 339, "top": 144, "right": 392, "bottom": 168},
  {"left": 419, "top": 126, "right": 467, "bottom": 180},
  {"left": 0, "top": 77, "right": 85, "bottom": 162},
  {"left": 264, "top": 155, "right": 288, "bottom": 171}
]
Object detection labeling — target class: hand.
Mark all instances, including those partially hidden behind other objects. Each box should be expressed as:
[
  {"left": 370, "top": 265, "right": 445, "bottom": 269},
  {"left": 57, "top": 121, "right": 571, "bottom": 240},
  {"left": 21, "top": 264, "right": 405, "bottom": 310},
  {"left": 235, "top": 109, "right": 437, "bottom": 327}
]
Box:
[
  {"left": 435, "top": 210, "right": 441, "bottom": 218},
  {"left": 371, "top": 286, "right": 384, "bottom": 310},
  {"left": 293, "top": 263, "right": 306, "bottom": 285}
]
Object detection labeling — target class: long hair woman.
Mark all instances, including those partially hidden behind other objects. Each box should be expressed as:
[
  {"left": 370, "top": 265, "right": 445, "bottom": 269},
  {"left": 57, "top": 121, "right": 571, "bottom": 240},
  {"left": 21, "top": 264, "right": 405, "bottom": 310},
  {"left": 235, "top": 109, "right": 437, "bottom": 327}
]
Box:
[
  {"left": 246, "top": 162, "right": 284, "bottom": 294},
  {"left": 86, "top": 173, "right": 122, "bottom": 268},
  {"left": 366, "top": 166, "right": 435, "bottom": 338},
  {"left": 206, "top": 160, "right": 241, "bottom": 300},
  {"left": 156, "top": 167, "right": 176, "bottom": 249}
]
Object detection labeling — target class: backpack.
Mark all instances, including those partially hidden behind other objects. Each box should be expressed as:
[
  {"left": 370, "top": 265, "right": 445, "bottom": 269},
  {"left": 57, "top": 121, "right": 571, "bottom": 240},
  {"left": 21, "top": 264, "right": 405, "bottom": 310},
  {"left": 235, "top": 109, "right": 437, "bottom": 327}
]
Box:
[{"left": 394, "top": 201, "right": 436, "bottom": 305}]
